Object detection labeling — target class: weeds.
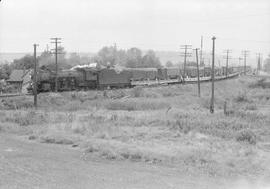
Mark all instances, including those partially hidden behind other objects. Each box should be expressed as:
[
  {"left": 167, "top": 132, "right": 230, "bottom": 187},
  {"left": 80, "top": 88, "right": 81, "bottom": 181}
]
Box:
[
  {"left": 131, "top": 86, "right": 144, "bottom": 97},
  {"left": 236, "top": 130, "right": 257, "bottom": 145},
  {"left": 249, "top": 79, "right": 270, "bottom": 89},
  {"left": 105, "top": 99, "right": 169, "bottom": 111},
  {"left": 235, "top": 92, "right": 249, "bottom": 103}
]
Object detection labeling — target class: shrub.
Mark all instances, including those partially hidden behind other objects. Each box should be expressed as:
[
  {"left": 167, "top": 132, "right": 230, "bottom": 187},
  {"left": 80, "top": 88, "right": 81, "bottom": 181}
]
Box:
[{"left": 236, "top": 130, "right": 256, "bottom": 144}]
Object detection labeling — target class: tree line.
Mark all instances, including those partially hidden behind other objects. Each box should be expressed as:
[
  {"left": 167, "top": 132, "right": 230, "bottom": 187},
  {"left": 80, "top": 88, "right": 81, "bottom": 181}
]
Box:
[{"left": 0, "top": 46, "right": 164, "bottom": 80}]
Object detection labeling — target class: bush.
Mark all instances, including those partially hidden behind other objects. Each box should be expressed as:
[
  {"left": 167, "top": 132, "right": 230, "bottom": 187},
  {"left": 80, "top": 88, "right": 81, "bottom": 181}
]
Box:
[{"left": 236, "top": 130, "right": 257, "bottom": 144}]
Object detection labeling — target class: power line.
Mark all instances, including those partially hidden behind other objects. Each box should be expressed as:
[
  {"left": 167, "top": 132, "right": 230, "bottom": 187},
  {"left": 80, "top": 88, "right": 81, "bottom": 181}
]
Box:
[{"left": 216, "top": 37, "right": 270, "bottom": 44}]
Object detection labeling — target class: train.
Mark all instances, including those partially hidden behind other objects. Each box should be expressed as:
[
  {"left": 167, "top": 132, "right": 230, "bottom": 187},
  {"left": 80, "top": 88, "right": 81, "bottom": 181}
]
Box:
[{"left": 28, "top": 64, "right": 249, "bottom": 93}]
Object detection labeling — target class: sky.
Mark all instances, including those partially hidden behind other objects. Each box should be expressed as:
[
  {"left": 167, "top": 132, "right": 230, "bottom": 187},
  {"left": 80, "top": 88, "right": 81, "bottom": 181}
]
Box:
[{"left": 0, "top": 0, "right": 270, "bottom": 60}]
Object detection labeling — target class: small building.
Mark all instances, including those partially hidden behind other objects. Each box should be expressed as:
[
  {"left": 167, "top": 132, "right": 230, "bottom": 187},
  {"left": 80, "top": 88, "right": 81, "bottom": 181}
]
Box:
[{"left": 6, "top": 69, "right": 32, "bottom": 93}]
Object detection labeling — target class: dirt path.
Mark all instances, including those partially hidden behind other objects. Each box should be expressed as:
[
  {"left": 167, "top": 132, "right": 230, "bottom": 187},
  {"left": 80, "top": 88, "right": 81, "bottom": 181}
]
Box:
[{"left": 0, "top": 134, "right": 266, "bottom": 189}]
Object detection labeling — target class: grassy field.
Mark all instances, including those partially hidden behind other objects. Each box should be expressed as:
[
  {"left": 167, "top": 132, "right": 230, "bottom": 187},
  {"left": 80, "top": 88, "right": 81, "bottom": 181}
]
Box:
[{"left": 1, "top": 76, "right": 270, "bottom": 181}]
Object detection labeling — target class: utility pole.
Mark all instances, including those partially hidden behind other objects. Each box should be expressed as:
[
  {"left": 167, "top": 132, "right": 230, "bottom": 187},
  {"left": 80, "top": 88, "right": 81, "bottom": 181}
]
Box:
[
  {"left": 200, "top": 36, "right": 204, "bottom": 66},
  {"left": 223, "top": 49, "right": 232, "bottom": 78},
  {"left": 210, "top": 36, "right": 216, "bottom": 114},
  {"left": 50, "top": 37, "right": 62, "bottom": 92},
  {"left": 242, "top": 50, "right": 249, "bottom": 75},
  {"left": 33, "top": 44, "right": 38, "bottom": 108},
  {"left": 194, "top": 48, "right": 201, "bottom": 97},
  {"left": 180, "top": 45, "right": 192, "bottom": 83}
]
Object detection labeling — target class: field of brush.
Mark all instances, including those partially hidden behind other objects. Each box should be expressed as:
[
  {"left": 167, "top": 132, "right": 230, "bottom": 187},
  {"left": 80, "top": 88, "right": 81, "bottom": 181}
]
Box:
[{"left": 1, "top": 76, "right": 270, "bottom": 180}]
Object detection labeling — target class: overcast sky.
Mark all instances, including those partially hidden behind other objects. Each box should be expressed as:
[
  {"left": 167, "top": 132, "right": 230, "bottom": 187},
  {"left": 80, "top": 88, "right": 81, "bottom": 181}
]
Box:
[{"left": 0, "top": 0, "right": 270, "bottom": 58}]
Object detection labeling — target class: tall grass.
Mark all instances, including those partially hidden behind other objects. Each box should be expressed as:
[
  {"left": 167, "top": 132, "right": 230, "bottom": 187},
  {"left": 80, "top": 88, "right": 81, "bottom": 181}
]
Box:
[
  {"left": 105, "top": 99, "right": 170, "bottom": 111},
  {"left": 0, "top": 77, "right": 269, "bottom": 177}
]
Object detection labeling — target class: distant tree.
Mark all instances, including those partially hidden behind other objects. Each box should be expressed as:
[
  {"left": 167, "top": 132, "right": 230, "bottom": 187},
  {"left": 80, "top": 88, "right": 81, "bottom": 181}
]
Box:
[
  {"left": 126, "top": 48, "right": 142, "bottom": 68},
  {"left": 38, "top": 47, "right": 70, "bottom": 71},
  {"left": 90, "top": 55, "right": 102, "bottom": 64},
  {"left": 80, "top": 56, "right": 91, "bottom": 65},
  {"left": 141, "top": 50, "right": 161, "bottom": 68},
  {"left": 0, "top": 63, "right": 12, "bottom": 80},
  {"left": 165, "top": 61, "right": 174, "bottom": 67},
  {"left": 67, "top": 53, "right": 81, "bottom": 66},
  {"left": 116, "top": 49, "right": 127, "bottom": 66},
  {"left": 97, "top": 46, "right": 117, "bottom": 66},
  {"left": 263, "top": 54, "right": 270, "bottom": 72},
  {"left": 12, "top": 54, "right": 35, "bottom": 69},
  {"left": 38, "top": 50, "right": 53, "bottom": 67}
]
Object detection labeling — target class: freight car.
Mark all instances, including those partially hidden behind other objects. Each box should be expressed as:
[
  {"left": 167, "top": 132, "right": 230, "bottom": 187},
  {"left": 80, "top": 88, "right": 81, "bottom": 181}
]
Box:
[
  {"left": 124, "top": 68, "right": 158, "bottom": 81},
  {"left": 166, "top": 67, "right": 181, "bottom": 79},
  {"left": 98, "top": 68, "right": 132, "bottom": 89}
]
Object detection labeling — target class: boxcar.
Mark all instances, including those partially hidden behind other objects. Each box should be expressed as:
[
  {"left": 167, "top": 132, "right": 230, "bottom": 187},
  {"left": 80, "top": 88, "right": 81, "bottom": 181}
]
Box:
[
  {"left": 157, "top": 68, "right": 167, "bottom": 80},
  {"left": 98, "top": 68, "right": 132, "bottom": 89},
  {"left": 166, "top": 67, "right": 181, "bottom": 79},
  {"left": 124, "top": 68, "right": 158, "bottom": 81}
]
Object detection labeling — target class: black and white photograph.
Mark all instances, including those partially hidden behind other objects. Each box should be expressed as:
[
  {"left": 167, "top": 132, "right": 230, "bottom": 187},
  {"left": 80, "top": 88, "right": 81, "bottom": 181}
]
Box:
[{"left": 0, "top": 0, "right": 270, "bottom": 188}]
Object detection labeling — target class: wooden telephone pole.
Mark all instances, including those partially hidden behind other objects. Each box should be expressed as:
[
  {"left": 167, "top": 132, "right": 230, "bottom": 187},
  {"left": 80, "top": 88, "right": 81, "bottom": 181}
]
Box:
[
  {"left": 242, "top": 50, "right": 249, "bottom": 75},
  {"left": 200, "top": 36, "right": 204, "bottom": 66},
  {"left": 223, "top": 49, "right": 232, "bottom": 78},
  {"left": 33, "top": 44, "right": 38, "bottom": 108},
  {"left": 50, "top": 38, "right": 62, "bottom": 92},
  {"left": 210, "top": 36, "right": 216, "bottom": 114},
  {"left": 194, "top": 48, "right": 201, "bottom": 97},
  {"left": 180, "top": 45, "right": 192, "bottom": 83}
]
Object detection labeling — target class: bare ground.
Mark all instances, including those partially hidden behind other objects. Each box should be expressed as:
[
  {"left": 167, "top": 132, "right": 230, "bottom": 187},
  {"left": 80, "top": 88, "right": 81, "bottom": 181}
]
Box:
[{"left": 1, "top": 134, "right": 269, "bottom": 189}]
